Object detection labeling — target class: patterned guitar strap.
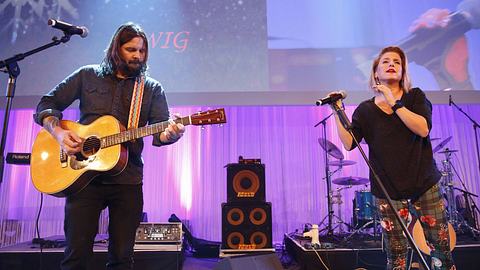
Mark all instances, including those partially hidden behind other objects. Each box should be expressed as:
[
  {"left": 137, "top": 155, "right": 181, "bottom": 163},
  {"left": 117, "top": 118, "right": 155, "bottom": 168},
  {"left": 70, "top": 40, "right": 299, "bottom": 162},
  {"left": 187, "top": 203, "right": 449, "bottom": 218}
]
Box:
[{"left": 127, "top": 76, "right": 145, "bottom": 130}]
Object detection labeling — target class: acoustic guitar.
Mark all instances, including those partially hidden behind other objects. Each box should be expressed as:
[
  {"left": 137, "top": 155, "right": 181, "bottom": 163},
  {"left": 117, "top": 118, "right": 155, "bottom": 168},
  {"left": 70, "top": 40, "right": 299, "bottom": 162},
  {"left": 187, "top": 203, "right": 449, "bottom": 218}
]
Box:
[
  {"left": 30, "top": 109, "right": 226, "bottom": 197},
  {"left": 411, "top": 219, "right": 456, "bottom": 254}
]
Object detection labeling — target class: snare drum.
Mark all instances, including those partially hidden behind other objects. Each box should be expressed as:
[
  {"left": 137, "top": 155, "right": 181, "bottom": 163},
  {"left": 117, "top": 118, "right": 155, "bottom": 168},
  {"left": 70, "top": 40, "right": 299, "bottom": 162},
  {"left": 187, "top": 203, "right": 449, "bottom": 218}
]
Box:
[{"left": 353, "top": 191, "right": 376, "bottom": 227}]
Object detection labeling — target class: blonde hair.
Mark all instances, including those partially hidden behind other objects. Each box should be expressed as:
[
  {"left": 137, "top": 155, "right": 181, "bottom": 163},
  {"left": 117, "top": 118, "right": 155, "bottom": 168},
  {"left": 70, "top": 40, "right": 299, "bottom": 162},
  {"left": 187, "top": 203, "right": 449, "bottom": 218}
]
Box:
[{"left": 369, "top": 46, "right": 412, "bottom": 93}]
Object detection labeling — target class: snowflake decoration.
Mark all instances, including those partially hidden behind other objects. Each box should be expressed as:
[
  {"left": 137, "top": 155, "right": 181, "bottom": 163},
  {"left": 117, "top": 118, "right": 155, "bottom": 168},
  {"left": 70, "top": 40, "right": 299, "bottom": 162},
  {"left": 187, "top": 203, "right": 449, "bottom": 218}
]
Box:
[{"left": 1, "top": 0, "right": 79, "bottom": 44}]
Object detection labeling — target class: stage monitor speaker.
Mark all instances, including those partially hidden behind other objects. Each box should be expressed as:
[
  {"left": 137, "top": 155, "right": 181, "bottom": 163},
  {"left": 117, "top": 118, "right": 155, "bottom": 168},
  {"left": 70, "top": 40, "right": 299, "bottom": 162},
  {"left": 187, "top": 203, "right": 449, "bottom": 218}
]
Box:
[
  {"left": 227, "top": 163, "right": 265, "bottom": 202},
  {"left": 213, "top": 253, "right": 282, "bottom": 270},
  {"left": 221, "top": 202, "right": 272, "bottom": 250}
]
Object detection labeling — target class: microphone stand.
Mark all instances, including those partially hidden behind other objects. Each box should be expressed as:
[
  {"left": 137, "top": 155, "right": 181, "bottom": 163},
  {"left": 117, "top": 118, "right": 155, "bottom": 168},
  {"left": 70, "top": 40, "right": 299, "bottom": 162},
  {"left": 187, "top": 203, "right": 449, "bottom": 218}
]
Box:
[
  {"left": 314, "top": 113, "right": 335, "bottom": 236},
  {"left": 0, "top": 33, "right": 73, "bottom": 184},
  {"left": 330, "top": 102, "right": 430, "bottom": 270},
  {"left": 449, "top": 96, "right": 480, "bottom": 179},
  {"left": 314, "top": 113, "right": 333, "bottom": 128}
]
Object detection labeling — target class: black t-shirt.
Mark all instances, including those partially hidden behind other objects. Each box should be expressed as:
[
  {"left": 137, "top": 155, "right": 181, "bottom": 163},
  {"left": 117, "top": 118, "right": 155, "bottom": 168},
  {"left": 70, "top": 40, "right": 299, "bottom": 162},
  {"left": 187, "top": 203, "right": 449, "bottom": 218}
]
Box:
[{"left": 350, "top": 87, "right": 441, "bottom": 200}]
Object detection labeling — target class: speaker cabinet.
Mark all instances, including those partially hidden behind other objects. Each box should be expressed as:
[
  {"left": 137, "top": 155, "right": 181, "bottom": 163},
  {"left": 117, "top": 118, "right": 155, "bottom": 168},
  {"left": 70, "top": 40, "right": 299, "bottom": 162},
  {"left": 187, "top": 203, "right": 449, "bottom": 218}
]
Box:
[
  {"left": 221, "top": 202, "right": 272, "bottom": 250},
  {"left": 227, "top": 163, "right": 265, "bottom": 202},
  {"left": 213, "top": 253, "right": 282, "bottom": 270}
]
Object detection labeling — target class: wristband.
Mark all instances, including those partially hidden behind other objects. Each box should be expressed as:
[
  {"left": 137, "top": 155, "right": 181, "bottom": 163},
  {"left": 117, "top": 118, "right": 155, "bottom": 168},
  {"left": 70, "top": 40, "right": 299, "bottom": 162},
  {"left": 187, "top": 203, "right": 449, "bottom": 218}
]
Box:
[{"left": 391, "top": 100, "right": 404, "bottom": 112}]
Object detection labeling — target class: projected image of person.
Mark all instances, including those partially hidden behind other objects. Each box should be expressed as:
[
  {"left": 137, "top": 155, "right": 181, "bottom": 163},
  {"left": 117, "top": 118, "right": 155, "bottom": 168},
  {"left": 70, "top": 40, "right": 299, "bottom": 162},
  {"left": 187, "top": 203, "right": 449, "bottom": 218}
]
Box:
[
  {"left": 34, "top": 22, "right": 185, "bottom": 270},
  {"left": 406, "top": 0, "right": 480, "bottom": 90},
  {"left": 329, "top": 46, "right": 455, "bottom": 270},
  {"left": 268, "top": 0, "right": 480, "bottom": 92}
]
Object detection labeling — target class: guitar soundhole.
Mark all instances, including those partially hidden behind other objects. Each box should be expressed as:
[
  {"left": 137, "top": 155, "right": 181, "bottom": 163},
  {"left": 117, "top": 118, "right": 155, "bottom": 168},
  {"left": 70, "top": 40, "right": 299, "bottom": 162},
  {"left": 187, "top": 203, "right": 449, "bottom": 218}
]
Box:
[{"left": 82, "top": 136, "right": 101, "bottom": 157}]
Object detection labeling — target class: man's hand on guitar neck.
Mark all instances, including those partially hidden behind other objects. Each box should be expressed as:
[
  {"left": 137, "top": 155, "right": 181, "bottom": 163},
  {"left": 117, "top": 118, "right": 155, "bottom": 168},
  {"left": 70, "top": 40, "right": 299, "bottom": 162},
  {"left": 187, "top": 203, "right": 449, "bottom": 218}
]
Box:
[
  {"left": 43, "top": 116, "right": 83, "bottom": 156},
  {"left": 160, "top": 114, "right": 185, "bottom": 144}
]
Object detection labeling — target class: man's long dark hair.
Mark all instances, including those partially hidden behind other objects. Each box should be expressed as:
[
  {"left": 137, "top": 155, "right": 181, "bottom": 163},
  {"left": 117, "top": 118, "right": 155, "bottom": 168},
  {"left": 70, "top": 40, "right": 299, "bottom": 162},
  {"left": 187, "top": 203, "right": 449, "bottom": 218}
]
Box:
[{"left": 100, "top": 22, "right": 149, "bottom": 76}]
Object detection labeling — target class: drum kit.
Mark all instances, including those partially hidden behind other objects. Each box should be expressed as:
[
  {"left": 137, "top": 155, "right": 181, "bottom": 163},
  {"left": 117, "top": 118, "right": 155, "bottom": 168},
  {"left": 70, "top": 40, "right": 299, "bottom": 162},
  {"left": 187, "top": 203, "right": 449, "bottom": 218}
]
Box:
[
  {"left": 317, "top": 137, "right": 376, "bottom": 236},
  {"left": 317, "top": 135, "right": 480, "bottom": 239}
]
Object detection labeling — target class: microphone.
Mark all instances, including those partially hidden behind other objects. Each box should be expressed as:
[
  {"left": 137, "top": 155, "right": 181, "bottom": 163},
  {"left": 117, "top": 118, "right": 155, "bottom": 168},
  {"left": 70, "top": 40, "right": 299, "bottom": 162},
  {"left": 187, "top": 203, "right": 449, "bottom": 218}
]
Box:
[
  {"left": 449, "top": 95, "right": 452, "bottom": 106},
  {"left": 48, "top": 19, "right": 88, "bottom": 38},
  {"left": 458, "top": 0, "right": 480, "bottom": 29},
  {"left": 316, "top": 91, "right": 347, "bottom": 106}
]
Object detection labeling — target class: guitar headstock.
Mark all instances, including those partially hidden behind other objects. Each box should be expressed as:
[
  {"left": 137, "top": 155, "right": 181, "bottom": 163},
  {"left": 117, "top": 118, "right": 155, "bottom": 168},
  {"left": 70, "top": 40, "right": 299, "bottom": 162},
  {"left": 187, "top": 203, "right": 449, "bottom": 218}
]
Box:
[{"left": 190, "top": 108, "right": 227, "bottom": 126}]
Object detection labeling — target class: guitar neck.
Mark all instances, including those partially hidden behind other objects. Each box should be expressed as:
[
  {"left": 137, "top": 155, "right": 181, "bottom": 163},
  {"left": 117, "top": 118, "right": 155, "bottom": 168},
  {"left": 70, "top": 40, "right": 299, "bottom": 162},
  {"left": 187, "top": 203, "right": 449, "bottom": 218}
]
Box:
[{"left": 101, "top": 116, "right": 191, "bottom": 148}]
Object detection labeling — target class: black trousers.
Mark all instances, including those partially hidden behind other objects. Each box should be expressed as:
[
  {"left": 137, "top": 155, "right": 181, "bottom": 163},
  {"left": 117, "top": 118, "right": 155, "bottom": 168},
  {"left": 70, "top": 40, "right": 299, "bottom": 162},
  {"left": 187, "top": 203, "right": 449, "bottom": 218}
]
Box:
[{"left": 61, "top": 182, "right": 143, "bottom": 270}]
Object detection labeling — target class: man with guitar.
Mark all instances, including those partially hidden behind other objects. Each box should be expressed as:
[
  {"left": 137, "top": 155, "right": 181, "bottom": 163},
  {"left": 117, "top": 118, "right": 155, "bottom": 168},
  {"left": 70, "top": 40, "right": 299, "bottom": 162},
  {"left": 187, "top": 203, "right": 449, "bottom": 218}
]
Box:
[
  {"left": 33, "top": 22, "right": 185, "bottom": 269},
  {"left": 329, "top": 46, "right": 455, "bottom": 270}
]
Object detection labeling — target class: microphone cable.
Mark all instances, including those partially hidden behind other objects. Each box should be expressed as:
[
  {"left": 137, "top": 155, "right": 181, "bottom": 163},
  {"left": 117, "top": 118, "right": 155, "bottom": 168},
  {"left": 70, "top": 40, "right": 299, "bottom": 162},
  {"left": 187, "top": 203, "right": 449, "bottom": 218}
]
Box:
[{"left": 34, "top": 193, "right": 44, "bottom": 270}]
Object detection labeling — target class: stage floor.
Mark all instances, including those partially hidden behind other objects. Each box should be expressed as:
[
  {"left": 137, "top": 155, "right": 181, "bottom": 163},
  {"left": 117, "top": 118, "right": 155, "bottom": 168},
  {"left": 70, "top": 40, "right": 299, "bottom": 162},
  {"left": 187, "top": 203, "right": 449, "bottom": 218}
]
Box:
[
  {"left": 3, "top": 233, "right": 479, "bottom": 270},
  {"left": 284, "top": 232, "right": 480, "bottom": 270},
  {"left": 0, "top": 236, "right": 289, "bottom": 270},
  {"left": 0, "top": 236, "right": 306, "bottom": 270},
  {"left": 0, "top": 235, "right": 185, "bottom": 270}
]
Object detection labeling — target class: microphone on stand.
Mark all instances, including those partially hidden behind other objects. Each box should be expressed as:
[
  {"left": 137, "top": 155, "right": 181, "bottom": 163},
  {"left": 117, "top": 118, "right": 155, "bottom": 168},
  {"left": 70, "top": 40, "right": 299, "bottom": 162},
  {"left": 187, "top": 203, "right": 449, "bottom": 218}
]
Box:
[
  {"left": 48, "top": 19, "right": 89, "bottom": 38},
  {"left": 316, "top": 91, "right": 352, "bottom": 130},
  {"left": 316, "top": 91, "right": 347, "bottom": 106},
  {"left": 315, "top": 91, "right": 352, "bottom": 130}
]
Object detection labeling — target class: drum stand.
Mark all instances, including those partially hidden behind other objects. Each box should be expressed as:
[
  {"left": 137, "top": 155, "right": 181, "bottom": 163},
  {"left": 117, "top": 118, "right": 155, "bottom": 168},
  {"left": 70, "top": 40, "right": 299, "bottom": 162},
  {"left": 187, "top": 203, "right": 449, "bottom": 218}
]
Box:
[
  {"left": 440, "top": 151, "right": 460, "bottom": 226},
  {"left": 441, "top": 150, "right": 480, "bottom": 237},
  {"left": 316, "top": 114, "right": 351, "bottom": 236},
  {"left": 325, "top": 186, "right": 352, "bottom": 233},
  {"left": 317, "top": 167, "right": 353, "bottom": 235},
  {"left": 455, "top": 187, "right": 480, "bottom": 238}
]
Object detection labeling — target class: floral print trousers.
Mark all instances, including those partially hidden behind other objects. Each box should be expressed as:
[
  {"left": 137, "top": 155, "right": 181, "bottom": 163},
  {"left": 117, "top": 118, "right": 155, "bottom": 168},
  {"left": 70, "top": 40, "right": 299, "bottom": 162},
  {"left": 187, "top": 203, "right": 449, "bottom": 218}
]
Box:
[{"left": 376, "top": 184, "right": 456, "bottom": 270}]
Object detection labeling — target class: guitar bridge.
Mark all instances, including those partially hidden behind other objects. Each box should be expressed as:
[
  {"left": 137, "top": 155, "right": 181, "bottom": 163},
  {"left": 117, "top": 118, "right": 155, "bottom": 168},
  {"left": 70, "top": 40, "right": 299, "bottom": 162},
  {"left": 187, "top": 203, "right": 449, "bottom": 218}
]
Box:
[{"left": 69, "top": 155, "right": 96, "bottom": 170}]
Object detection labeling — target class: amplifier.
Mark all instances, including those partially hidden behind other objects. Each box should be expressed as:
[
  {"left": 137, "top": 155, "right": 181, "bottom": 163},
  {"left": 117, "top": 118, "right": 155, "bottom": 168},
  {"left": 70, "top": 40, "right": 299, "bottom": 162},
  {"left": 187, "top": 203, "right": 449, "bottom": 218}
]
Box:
[{"left": 135, "top": 222, "right": 182, "bottom": 244}]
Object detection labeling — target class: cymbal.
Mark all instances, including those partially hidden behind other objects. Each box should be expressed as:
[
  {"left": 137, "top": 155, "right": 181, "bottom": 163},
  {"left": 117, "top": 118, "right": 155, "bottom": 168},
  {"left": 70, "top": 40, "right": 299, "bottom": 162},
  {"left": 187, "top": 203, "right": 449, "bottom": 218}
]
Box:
[
  {"left": 318, "top": 137, "right": 344, "bottom": 160},
  {"left": 437, "top": 149, "right": 458, "bottom": 154},
  {"left": 328, "top": 160, "right": 356, "bottom": 166},
  {"left": 433, "top": 136, "right": 452, "bottom": 153},
  {"left": 332, "top": 176, "right": 369, "bottom": 186}
]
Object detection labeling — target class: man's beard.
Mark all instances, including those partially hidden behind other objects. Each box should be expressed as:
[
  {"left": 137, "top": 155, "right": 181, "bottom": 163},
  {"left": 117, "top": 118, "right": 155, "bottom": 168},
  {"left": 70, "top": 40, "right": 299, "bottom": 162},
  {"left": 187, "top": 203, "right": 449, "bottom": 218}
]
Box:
[{"left": 118, "top": 59, "right": 145, "bottom": 77}]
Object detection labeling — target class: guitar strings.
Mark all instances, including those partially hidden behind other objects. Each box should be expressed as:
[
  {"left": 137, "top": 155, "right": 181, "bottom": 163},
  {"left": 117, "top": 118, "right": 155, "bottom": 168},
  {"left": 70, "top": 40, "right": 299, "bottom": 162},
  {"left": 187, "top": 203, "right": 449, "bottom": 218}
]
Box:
[{"left": 80, "top": 118, "right": 190, "bottom": 149}]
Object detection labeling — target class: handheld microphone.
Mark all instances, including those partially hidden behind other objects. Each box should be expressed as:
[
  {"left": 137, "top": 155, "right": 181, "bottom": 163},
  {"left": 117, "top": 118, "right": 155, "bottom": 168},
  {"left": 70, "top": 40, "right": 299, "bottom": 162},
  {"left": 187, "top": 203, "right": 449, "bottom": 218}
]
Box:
[
  {"left": 316, "top": 91, "right": 347, "bottom": 106},
  {"left": 48, "top": 19, "right": 88, "bottom": 38},
  {"left": 449, "top": 95, "right": 452, "bottom": 106}
]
